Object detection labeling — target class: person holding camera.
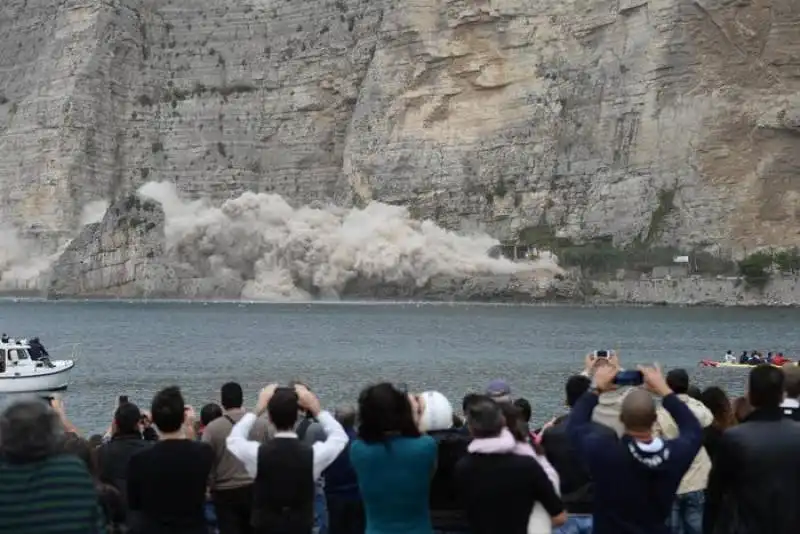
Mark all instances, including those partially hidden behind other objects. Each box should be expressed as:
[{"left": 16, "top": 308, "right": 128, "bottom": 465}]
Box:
[
  {"left": 566, "top": 362, "right": 703, "bottom": 534},
  {"left": 97, "top": 400, "right": 154, "bottom": 511},
  {"left": 226, "top": 384, "right": 348, "bottom": 534}
]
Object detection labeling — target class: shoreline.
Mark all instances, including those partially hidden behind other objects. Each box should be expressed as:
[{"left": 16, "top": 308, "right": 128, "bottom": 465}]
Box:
[
  {"left": 5, "top": 272, "right": 800, "bottom": 308},
  {"left": 1, "top": 293, "right": 799, "bottom": 309}
]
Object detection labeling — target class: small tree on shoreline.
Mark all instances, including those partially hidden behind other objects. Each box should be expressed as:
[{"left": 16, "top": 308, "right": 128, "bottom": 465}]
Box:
[{"left": 738, "top": 251, "right": 774, "bottom": 290}]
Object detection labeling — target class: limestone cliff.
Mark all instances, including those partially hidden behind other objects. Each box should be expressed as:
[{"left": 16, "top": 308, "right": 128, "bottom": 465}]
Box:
[
  {"left": 48, "top": 194, "right": 178, "bottom": 298},
  {"left": 0, "top": 0, "right": 798, "bottom": 263}
]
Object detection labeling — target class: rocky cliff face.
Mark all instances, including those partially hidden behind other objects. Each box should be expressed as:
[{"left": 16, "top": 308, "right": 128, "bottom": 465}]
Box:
[
  {"left": 48, "top": 194, "right": 179, "bottom": 298},
  {"left": 1, "top": 0, "right": 798, "bottom": 260}
]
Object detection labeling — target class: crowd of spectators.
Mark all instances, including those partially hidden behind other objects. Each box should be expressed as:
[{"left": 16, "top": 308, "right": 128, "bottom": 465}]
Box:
[{"left": 1, "top": 352, "right": 800, "bottom": 534}]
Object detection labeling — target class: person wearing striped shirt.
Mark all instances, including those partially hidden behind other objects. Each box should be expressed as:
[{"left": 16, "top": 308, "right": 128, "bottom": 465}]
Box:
[{"left": 0, "top": 398, "right": 106, "bottom": 534}]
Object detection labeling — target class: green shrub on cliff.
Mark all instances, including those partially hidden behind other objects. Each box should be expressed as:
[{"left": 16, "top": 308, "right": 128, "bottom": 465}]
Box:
[
  {"left": 738, "top": 251, "right": 774, "bottom": 289},
  {"left": 774, "top": 247, "right": 800, "bottom": 274}
]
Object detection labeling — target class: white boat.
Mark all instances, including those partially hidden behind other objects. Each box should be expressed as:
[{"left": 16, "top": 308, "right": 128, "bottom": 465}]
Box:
[{"left": 0, "top": 339, "right": 76, "bottom": 393}]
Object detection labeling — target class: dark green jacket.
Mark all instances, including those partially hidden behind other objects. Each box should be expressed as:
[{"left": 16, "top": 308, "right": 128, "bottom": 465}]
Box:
[{"left": 0, "top": 453, "right": 106, "bottom": 534}]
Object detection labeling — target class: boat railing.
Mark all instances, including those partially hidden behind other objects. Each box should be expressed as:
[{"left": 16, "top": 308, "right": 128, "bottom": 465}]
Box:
[
  {"left": 68, "top": 343, "right": 82, "bottom": 362},
  {"left": 48, "top": 343, "right": 82, "bottom": 362}
]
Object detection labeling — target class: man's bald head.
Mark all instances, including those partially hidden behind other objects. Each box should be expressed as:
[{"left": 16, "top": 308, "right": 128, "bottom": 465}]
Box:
[{"left": 620, "top": 388, "right": 657, "bottom": 432}]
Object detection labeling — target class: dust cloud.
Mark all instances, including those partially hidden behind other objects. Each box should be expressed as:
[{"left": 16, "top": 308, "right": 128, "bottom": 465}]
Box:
[
  {"left": 80, "top": 200, "right": 110, "bottom": 226},
  {"left": 0, "top": 199, "right": 109, "bottom": 291},
  {"left": 0, "top": 227, "right": 56, "bottom": 291},
  {"left": 0, "top": 183, "right": 561, "bottom": 298},
  {"left": 138, "top": 182, "right": 561, "bottom": 300}
]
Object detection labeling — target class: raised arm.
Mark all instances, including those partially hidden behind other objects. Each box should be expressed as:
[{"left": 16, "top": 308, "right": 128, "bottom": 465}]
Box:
[
  {"left": 226, "top": 385, "right": 278, "bottom": 478},
  {"left": 566, "top": 391, "right": 599, "bottom": 451},
  {"left": 311, "top": 411, "right": 349, "bottom": 480},
  {"left": 294, "top": 385, "right": 349, "bottom": 480},
  {"left": 567, "top": 361, "right": 619, "bottom": 456}
]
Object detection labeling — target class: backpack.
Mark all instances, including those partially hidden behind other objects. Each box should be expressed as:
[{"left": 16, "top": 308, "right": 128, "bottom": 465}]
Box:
[{"left": 296, "top": 417, "right": 314, "bottom": 440}]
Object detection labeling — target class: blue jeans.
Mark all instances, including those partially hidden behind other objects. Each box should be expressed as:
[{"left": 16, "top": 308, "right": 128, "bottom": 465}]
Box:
[
  {"left": 668, "top": 490, "right": 704, "bottom": 534},
  {"left": 554, "top": 514, "right": 593, "bottom": 534},
  {"left": 204, "top": 499, "right": 218, "bottom": 533},
  {"left": 313, "top": 484, "right": 329, "bottom": 534}
]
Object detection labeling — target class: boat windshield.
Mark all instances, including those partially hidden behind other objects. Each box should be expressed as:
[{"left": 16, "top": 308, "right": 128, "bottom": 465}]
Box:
[{"left": 7, "top": 348, "right": 29, "bottom": 360}]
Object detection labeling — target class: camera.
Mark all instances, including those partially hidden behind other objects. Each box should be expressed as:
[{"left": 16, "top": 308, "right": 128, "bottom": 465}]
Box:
[{"left": 613, "top": 370, "right": 644, "bottom": 386}]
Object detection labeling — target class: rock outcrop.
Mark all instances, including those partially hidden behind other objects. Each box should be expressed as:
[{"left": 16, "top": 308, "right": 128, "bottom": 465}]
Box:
[
  {"left": 1, "top": 0, "right": 799, "bottom": 293},
  {"left": 48, "top": 194, "right": 179, "bottom": 298}
]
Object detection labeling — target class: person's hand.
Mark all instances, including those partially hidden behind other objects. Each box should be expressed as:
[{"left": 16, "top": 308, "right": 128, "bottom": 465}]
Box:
[
  {"left": 50, "top": 397, "right": 65, "bottom": 416},
  {"left": 583, "top": 353, "right": 597, "bottom": 375},
  {"left": 409, "top": 393, "right": 426, "bottom": 431},
  {"left": 50, "top": 397, "right": 78, "bottom": 434},
  {"left": 593, "top": 363, "right": 617, "bottom": 393},
  {"left": 256, "top": 384, "right": 279, "bottom": 416},
  {"left": 184, "top": 405, "right": 196, "bottom": 424},
  {"left": 295, "top": 384, "right": 321, "bottom": 417},
  {"left": 608, "top": 350, "right": 621, "bottom": 370},
  {"left": 541, "top": 416, "right": 559, "bottom": 433},
  {"left": 637, "top": 364, "right": 672, "bottom": 397}
]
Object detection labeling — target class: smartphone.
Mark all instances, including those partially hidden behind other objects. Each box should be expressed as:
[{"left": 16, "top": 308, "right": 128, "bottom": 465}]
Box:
[
  {"left": 594, "top": 350, "right": 610, "bottom": 358},
  {"left": 119, "top": 395, "right": 129, "bottom": 405},
  {"left": 614, "top": 370, "right": 644, "bottom": 386}
]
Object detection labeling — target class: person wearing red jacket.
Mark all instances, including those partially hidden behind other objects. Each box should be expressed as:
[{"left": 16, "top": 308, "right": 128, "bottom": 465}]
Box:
[{"left": 773, "top": 354, "right": 790, "bottom": 366}]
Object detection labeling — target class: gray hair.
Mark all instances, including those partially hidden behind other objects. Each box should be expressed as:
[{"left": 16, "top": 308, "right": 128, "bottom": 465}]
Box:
[
  {"left": 334, "top": 406, "right": 357, "bottom": 429},
  {"left": 0, "top": 398, "right": 63, "bottom": 462}
]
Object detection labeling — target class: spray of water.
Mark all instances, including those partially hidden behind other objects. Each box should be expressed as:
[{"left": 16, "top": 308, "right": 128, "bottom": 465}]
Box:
[{"left": 137, "top": 182, "right": 562, "bottom": 300}]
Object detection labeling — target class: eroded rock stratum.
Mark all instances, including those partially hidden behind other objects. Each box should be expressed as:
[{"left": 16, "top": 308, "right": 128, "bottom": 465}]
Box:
[{"left": 1, "top": 0, "right": 798, "bottom": 258}]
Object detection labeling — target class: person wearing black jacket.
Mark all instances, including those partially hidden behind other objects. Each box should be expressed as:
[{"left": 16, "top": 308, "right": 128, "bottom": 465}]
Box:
[
  {"left": 542, "top": 375, "right": 617, "bottom": 533},
  {"left": 422, "top": 391, "right": 472, "bottom": 534},
  {"left": 705, "top": 365, "right": 800, "bottom": 534},
  {"left": 27, "top": 337, "right": 49, "bottom": 360},
  {"left": 567, "top": 363, "right": 702, "bottom": 534},
  {"left": 97, "top": 403, "right": 154, "bottom": 510},
  {"left": 456, "top": 397, "right": 565, "bottom": 534}
]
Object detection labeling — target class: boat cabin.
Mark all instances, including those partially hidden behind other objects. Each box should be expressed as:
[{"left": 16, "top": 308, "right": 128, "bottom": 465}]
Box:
[{"left": 0, "top": 341, "right": 33, "bottom": 374}]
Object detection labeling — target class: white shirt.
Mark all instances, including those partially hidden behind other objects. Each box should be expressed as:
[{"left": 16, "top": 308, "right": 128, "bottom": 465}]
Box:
[
  {"left": 781, "top": 398, "right": 799, "bottom": 418},
  {"left": 724, "top": 353, "right": 735, "bottom": 363},
  {"left": 226, "top": 410, "right": 348, "bottom": 481}
]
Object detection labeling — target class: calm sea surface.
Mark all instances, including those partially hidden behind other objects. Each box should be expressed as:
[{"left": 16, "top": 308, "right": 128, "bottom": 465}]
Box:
[{"left": 1, "top": 300, "right": 799, "bottom": 433}]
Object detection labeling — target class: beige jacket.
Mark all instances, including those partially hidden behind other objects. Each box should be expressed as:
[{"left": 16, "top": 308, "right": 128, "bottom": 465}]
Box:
[
  {"left": 591, "top": 387, "right": 632, "bottom": 437},
  {"left": 654, "top": 394, "right": 713, "bottom": 494}
]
